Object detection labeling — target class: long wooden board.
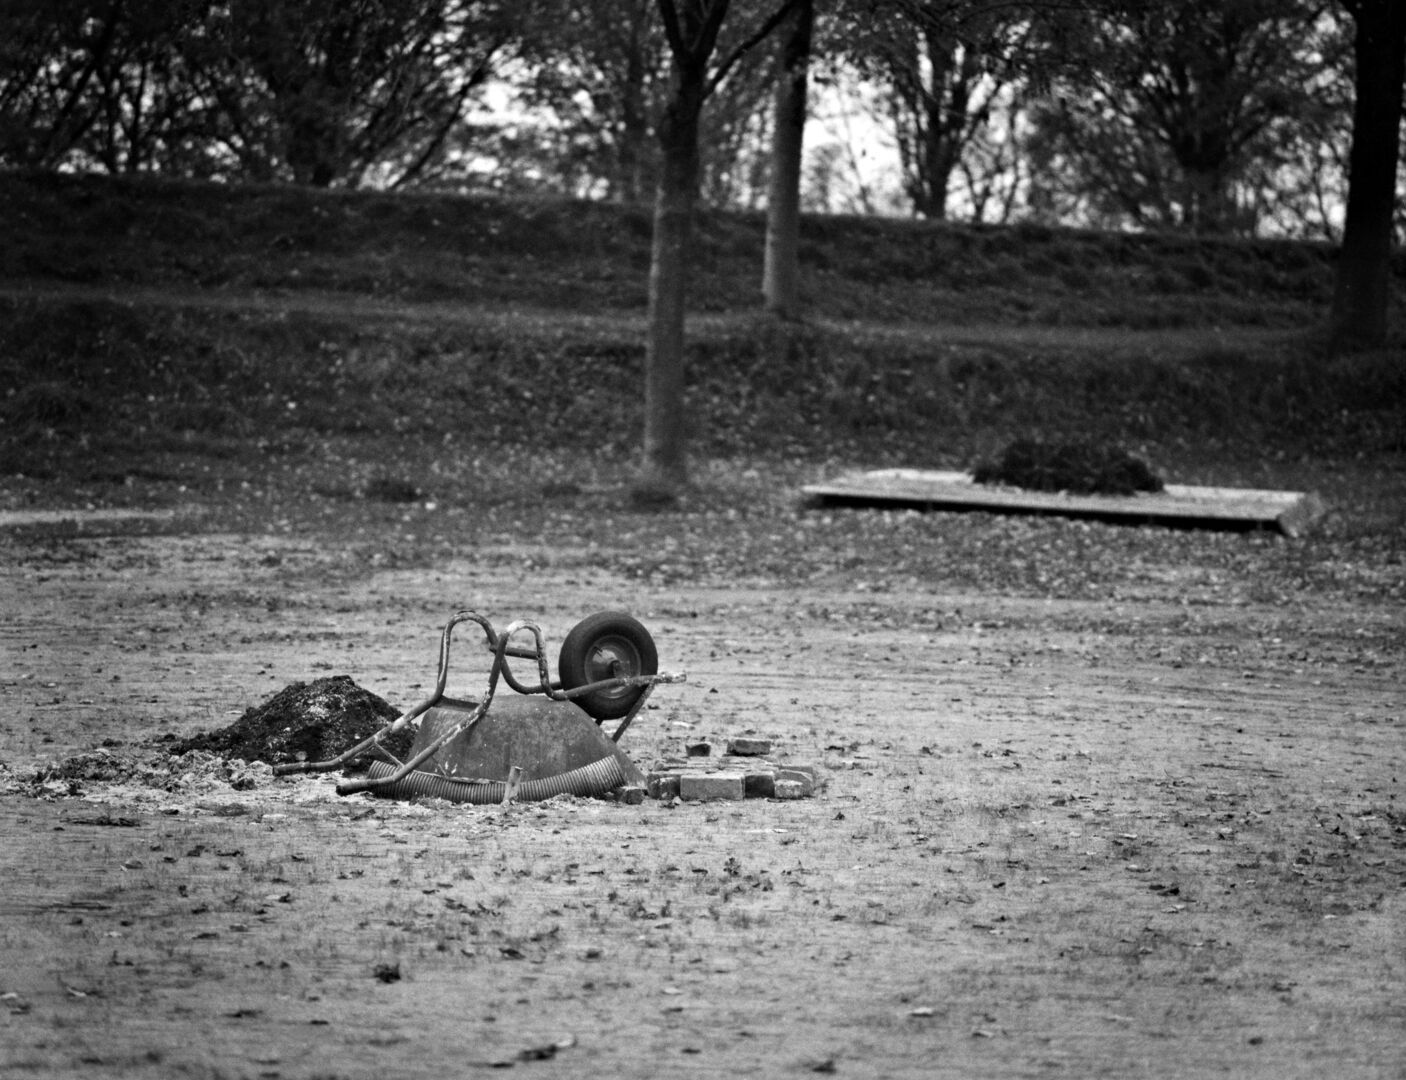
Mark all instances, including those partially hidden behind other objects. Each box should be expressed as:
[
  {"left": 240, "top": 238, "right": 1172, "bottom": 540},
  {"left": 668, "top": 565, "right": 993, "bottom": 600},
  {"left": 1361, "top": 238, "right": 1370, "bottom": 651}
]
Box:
[
  {"left": 0, "top": 508, "right": 181, "bottom": 529},
  {"left": 802, "top": 469, "right": 1325, "bottom": 536}
]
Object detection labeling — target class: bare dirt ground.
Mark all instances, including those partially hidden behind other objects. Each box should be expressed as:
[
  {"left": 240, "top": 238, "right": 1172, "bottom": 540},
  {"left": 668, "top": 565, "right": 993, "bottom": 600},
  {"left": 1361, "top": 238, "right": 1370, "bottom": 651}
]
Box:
[{"left": 2, "top": 505, "right": 1403, "bottom": 1080}]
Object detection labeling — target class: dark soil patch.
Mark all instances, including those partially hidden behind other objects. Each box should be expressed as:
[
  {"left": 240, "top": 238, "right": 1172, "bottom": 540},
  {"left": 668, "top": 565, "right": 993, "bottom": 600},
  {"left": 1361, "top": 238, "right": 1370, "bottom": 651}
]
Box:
[
  {"left": 170, "top": 675, "right": 411, "bottom": 765},
  {"left": 973, "top": 438, "right": 1164, "bottom": 495}
]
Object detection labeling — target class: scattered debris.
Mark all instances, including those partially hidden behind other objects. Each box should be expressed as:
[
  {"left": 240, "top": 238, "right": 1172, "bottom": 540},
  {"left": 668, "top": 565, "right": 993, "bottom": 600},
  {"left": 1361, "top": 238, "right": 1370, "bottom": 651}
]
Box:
[
  {"left": 14, "top": 748, "right": 268, "bottom": 797},
  {"left": 648, "top": 754, "right": 821, "bottom": 801},
  {"left": 726, "top": 737, "right": 773, "bottom": 757},
  {"left": 63, "top": 813, "right": 139, "bottom": 827},
  {"left": 517, "top": 1034, "right": 575, "bottom": 1062},
  {"left": 364, "top": 476, "right": 422, "bottom": 504},
  {"left": 2, "top": 992, "right": 32, "bottom": 1016}
]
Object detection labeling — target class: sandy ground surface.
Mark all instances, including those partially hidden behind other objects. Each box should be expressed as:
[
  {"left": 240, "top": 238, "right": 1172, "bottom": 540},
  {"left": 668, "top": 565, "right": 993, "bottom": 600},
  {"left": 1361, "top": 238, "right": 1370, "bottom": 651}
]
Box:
[{"left": 1, "top": 514, "right": 1403, "bottom": 1079}]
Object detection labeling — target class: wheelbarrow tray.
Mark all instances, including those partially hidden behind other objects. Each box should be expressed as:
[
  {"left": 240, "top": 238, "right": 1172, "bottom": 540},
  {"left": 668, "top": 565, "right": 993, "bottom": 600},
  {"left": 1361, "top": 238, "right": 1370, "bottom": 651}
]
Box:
[{"left": 362, "top": 695, "right": 647, "bottom": 803}]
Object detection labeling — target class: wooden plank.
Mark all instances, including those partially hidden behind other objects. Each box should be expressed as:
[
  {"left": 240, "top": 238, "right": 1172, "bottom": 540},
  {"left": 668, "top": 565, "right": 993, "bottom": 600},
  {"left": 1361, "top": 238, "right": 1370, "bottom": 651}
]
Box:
[
  {"left": 0, "top": 508, "right": 179, "bottom": 528},
  {"left": 801, "top": 469, "right": 1325, "bottom": 536}
]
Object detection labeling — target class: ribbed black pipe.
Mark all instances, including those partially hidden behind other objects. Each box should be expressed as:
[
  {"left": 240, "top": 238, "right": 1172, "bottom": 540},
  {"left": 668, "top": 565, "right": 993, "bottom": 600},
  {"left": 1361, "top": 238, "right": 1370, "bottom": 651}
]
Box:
[{"left": 364, "top": 756, "right": 628, "bottom": 804}]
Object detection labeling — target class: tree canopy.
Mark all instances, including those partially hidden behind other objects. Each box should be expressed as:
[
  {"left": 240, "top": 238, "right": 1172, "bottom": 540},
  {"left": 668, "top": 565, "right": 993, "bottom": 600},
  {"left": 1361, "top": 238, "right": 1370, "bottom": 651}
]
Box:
[{"left": 2, "top": 0, "right": 1391, "bottom": 245}]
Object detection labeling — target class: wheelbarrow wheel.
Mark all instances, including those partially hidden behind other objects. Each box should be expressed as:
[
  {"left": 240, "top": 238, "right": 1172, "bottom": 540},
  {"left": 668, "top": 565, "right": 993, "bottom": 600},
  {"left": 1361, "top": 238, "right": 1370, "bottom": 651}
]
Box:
[{"left": 558, "top": 611, "right": 658, "bottom": 721}]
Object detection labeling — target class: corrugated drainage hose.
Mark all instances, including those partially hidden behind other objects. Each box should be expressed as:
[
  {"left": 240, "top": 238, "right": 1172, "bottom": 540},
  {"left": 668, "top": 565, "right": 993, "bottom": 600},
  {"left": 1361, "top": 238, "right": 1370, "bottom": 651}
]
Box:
[{"left": 364, "top": 756, "right": 628, "bottom": 804}]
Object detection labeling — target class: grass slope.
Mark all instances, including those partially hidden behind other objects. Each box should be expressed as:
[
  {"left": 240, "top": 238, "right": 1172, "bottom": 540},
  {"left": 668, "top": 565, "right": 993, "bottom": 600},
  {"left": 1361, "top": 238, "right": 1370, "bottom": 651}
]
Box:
[
  {"left": 6, "top": 168, "right": 1396, "bottom": 327},
  {"left": 0, "top": 168, "right": 1402, "bottom": 509}
]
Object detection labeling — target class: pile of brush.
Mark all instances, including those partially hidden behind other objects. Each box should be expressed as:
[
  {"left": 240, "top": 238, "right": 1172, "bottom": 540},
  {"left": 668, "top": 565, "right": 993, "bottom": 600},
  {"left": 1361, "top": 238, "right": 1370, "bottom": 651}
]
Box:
[{"left": 973, "top": 439, "right": 1163, "bottom": 496}]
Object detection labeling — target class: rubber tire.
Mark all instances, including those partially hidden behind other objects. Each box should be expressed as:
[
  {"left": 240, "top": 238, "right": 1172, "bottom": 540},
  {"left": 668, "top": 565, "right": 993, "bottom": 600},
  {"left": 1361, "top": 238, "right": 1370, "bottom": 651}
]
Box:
[{"left": 558, "top": 611, "right": 659, "bottom": 721}]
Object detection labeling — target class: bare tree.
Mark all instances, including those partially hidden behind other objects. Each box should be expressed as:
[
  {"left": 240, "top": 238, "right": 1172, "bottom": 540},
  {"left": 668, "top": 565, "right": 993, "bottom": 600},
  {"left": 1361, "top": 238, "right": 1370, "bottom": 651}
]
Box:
[
  {"left": 834, "top": 0, "right": 1034, "bottom": 220},
  {"left": 509, "top": 0, "right": 664, "bottom": 202},
  {"left": 639, "top": 0, "right": 796, "bottom": 497},
  {"left": 1027, "top": 0, "right": 1337, "bottom": 236},
  {"left": 0, "top": 0, "right": 124, "bottom": 168},
  {"left": 0, "top": 0, "right": 514, "bottom": 185},
  {"left": 182, "top": 0, "right": 511, "bottom": 188},
  {"left": 473, "top": 0, "right": 785, "bottom": 206}
]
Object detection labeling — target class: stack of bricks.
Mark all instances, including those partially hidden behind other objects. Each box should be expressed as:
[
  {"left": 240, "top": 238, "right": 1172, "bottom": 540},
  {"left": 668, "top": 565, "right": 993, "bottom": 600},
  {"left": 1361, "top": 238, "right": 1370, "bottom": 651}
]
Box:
[{"left": 644, "top": 737, "right": 821, "bottom": 801}]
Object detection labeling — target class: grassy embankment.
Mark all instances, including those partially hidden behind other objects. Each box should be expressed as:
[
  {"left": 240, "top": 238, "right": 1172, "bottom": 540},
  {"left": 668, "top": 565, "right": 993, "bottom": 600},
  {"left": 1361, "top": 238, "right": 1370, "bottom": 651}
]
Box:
[{"left": 0, "top": 169, "right": 1402, "bottom": 524}]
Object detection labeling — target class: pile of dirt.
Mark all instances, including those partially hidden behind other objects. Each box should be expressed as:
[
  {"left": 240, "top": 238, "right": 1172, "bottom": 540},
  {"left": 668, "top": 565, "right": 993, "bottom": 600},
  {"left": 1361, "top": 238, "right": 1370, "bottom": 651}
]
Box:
[
  {"left": 170, "top": 675, "right": 412, "bottom": 766},
  {"left": 973, "top": 438, "right": 1164, "bottom": 495}
]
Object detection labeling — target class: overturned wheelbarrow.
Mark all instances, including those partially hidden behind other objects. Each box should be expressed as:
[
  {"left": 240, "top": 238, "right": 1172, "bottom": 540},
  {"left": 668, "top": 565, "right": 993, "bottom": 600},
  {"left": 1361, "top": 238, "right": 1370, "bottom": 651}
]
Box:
[{"left": 273, "top": 609, "right": 684, "bottom": 803}]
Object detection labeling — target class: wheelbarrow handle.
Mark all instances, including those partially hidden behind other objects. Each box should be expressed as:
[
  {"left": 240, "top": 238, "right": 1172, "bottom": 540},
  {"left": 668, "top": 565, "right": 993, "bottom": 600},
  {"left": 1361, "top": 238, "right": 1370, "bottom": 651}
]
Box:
[
  {"left": 337, "top": 695, "right": 493, "bottom": 795},
  {"left": 273, "top": 609, "right": 498, "bottom": 777},
  {"left": 336, "top": 616, "right": 517, "bottom": 793}
]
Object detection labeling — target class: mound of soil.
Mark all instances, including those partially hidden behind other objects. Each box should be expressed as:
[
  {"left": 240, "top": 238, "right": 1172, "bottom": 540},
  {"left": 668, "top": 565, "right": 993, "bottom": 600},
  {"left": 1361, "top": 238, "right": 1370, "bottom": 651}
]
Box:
[
  {"left": 973, "top": 438, "right": 1164, "bottom": 496},
  {"left": 170, "top": 675, "right": 412, "bottom": 766}
]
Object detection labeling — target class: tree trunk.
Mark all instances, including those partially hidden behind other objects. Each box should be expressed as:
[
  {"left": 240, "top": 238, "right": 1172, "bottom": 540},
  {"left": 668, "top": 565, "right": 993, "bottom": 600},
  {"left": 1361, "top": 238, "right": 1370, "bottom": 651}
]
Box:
[
  {"left": 616, "top": 13, "right": 652, "bottom": 204},
  {"left": 641, "top": 86, "right": 704, "bottom": 493},
  {"left": 1330, "top": 0, "right": 1406, "bottom": 352},
  {"left": 902, "top": 30, "right": 974, "bottom": 221},
  {"left": 641, "top": 0, "right": 791, "bottom": 495},
  {"left": 762, "top": 0, "right": 812, "bottom": 319}
]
